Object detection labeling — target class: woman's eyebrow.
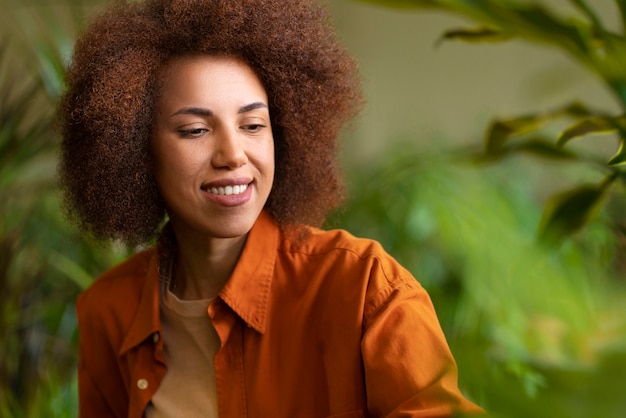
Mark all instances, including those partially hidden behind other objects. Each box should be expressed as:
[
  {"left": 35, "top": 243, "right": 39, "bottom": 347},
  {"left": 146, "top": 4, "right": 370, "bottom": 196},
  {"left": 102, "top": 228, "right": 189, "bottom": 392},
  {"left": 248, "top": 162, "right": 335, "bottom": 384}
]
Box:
[
  {"left": 238, "top": 102, "right": 268, "bottom": 114},
  {"left": 170, "top": 103, "right": 267, "bottom": 117},
  {"left": 171, "top": 107, "right": 213, "bottom": 117}
]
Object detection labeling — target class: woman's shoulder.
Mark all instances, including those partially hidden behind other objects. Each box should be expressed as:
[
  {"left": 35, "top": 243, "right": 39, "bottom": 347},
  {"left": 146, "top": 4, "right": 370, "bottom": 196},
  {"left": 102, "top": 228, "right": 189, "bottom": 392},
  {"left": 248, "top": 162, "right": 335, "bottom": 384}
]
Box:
[
  {"left": 282, "top": 226, "right": 383, "bottom": 256},
  {"left": 77, "top": 248, "right": 157, "bottom": 320},
  {"left": 280, "top": 226, "right": 419, "bottom": 289},
  {"left": 276, "top": 226, "right": 426, "bottom": 320},
  {"left": 85, "top": 248, "right": 155, "bottom": 293}
]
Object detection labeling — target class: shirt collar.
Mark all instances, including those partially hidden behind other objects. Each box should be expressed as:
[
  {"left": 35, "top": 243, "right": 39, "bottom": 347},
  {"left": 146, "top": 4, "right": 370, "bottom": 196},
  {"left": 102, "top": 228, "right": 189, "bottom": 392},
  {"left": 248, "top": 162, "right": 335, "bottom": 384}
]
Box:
[
  {"left": 119, "top": 211, "right": 279, "bottom": 355},
  {"left": 218, "top": 211, "right": 278, "bottom": 334},
  {"left": 119, "top": 249, "right": 161, "bottom": 356}
]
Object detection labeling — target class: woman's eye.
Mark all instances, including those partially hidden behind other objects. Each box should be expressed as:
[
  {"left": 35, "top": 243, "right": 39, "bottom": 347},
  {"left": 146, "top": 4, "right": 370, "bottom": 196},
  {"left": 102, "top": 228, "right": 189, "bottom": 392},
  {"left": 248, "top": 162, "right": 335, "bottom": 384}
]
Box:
[
  {"left": 242, "top": 124, "right": 266, "bottom": 133},
  {"left": 177, "top": 128, "right": 207, "bottom": 138}
]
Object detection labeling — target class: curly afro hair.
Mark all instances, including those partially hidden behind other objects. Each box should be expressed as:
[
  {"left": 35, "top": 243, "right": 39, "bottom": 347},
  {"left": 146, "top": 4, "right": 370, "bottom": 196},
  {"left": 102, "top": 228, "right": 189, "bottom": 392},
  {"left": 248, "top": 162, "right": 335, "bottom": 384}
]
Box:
[{"left": 58, "top": 0, "right": 362, "bottom": 245}]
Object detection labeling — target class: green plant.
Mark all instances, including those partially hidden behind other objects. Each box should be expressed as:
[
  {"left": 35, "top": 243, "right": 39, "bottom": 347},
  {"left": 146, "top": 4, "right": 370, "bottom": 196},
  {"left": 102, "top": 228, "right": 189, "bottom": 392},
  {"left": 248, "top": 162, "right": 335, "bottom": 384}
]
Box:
[
  {"left": 329, "top": 145, "right": 626, "bottom": 417},
  {"left": 343, "top": 1, "right": 626, "bottom": 414},
  {"left": 357, "top": 0, "right": 626, "bottom": 243},
  {"left": 0, "top": 0, "right": 122, "bottom": 416}
]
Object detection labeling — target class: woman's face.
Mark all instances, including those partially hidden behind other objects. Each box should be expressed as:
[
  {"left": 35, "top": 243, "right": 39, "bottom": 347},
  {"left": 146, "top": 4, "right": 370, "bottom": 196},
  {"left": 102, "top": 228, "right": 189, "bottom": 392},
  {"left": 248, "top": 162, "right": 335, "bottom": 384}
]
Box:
[{"left": 152, "top": 55, "right": 274, "bottom": 241}]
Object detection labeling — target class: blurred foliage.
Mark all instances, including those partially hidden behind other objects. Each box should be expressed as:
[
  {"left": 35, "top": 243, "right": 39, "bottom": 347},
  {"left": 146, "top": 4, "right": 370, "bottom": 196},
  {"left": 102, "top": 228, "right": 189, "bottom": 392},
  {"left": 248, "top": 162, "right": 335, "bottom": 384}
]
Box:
[
  {"left": 359, "top": 0, "right": 626, "bottom": 244},
  {"left": 1, "top": 0, "right": 626, "bottom": 417},
  {"left": 346, "top": 0, "right": 626, "bottom": 414},
  {"left": 0, "top": 0, "right": 125, "bottom": 416},
  {"left": 329, "top": 147, "right": 626, "bottom": 417}
]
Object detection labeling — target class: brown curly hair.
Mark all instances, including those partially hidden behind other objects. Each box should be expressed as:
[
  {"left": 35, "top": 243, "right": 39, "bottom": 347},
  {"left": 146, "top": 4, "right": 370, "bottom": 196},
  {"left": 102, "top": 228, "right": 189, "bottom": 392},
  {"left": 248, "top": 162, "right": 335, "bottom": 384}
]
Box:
[{"left": 58, "top": 0, "right": 362, "bottom": 245}]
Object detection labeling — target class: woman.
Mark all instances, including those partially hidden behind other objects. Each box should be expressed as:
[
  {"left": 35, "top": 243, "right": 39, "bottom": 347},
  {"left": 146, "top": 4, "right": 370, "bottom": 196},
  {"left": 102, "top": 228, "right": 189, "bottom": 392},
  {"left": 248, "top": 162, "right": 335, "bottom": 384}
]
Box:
[{"left": 59, "top": 0, "right": 483, "bottom": 417}]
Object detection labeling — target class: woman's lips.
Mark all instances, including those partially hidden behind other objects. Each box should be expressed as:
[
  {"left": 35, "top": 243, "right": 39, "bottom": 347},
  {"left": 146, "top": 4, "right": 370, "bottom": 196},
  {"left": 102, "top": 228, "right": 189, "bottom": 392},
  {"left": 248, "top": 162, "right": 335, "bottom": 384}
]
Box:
[
  {"left": 200, "top": 178, "right": 253, "bottom": 206},
  {"left": 205, "top": 183, "right": 248, "bottom": 196}
]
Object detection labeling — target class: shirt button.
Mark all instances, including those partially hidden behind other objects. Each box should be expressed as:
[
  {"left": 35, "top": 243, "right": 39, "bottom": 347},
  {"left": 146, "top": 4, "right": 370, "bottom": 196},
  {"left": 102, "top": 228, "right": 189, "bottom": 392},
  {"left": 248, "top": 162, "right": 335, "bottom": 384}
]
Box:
[
  {"left": 153, "top": 333, "right": 159, "bottom": 343},
  {"left": 137, "top": 379, "right": 149, "bottom": 390}
]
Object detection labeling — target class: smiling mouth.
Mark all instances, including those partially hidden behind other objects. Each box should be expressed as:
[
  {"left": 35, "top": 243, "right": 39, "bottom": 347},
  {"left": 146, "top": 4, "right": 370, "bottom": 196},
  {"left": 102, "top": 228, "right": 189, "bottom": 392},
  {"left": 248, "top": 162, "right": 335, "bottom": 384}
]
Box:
[{"left": 203, "top": 184, "right": 249, "bottom": 196}]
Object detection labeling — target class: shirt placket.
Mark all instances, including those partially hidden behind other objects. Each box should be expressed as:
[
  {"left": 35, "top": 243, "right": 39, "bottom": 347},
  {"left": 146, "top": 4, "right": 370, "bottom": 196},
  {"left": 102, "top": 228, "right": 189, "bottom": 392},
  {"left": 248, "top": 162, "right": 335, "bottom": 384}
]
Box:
[
  {"left": 211, "top": 299, "right": 248, "bottom": 418},
  {"left": 127, "top": 332, "right": 167, "bottom": 418}
]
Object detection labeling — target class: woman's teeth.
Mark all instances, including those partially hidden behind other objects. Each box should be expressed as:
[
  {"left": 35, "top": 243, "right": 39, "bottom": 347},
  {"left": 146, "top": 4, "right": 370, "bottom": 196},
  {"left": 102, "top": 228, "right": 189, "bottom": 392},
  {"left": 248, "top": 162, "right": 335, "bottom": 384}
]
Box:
[{"left": 208, "top": 184, "right": 248, "bottom": 196}]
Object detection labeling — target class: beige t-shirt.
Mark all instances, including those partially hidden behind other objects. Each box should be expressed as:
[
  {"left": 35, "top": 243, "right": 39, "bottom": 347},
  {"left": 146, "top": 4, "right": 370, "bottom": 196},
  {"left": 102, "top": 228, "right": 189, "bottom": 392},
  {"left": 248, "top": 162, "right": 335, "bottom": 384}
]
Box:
[{"left": 144, "top": 263, "right": 220, "bottom": 417}]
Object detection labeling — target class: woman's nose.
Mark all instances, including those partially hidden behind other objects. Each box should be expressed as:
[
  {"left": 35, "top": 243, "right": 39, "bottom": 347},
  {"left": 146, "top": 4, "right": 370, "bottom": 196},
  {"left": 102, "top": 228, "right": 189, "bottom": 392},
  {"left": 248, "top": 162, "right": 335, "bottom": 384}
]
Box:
[{"left": 211, "top": 128, "right": 248, "bottom": 169}]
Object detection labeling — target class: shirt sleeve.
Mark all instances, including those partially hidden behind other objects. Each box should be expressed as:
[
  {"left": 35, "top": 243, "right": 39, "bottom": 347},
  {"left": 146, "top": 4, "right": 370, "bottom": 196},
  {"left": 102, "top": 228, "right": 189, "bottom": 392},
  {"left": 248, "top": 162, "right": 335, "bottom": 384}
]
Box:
[{"left": 361, "top": 278, "right": 484, "bottom": 418}]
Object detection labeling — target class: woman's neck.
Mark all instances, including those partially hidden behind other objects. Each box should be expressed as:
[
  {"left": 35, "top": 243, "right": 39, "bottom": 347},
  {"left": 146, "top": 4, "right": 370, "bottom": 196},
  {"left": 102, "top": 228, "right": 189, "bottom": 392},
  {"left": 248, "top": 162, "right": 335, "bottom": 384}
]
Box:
[{"left": 169, "top": 227, "right": 248, "bottom": 300}]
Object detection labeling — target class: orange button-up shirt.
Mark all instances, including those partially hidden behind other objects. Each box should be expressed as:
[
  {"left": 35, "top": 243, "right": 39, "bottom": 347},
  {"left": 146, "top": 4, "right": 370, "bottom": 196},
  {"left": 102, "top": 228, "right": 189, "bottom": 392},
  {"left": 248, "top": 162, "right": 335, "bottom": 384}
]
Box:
[{"left": 77, "top": 212, "right": 482, "bottom": 417}]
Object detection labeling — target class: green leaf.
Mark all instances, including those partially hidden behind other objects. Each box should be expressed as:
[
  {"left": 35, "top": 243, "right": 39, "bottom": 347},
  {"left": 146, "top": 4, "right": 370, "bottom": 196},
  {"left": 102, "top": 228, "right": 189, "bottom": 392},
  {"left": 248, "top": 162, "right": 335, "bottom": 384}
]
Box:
[
  {"left": 360, "top": 0, "right": 626, "bottom": 104},
  {"left": 557, "top": 116, "right": 622, "bottom": 147},
  {"left": 485, "top": 115, "right": 548, "bottom": 154},
  {"left": 485, "top": 102, "right": 591, "bottom": 154},
  {"left": 356, "top": 0, "right": 441, "bottom": 10},
  {"left": 539, "top": 175, "right": 616, "bottom": 243},
  {"left": 470, "top": 137, "right": 577, "bottom": 165},
  {"left": 437, "top": 26, "right": 513, "bottom": 45},
  {"left": 36, "top": 40, "right": 67, "bottom": 99},
  {"left": 48, "top": 251, "right": 94, "bottom": 290},
  {"left": 560, "top": 101, "right": 595, "bottom": 117},
  {"left": 608, "top": 138, "right": 626, "bottom": 166},
  {"left": 512, "top": 6, "right": 592, "bottom": 55},
  {"left": 514, "top": 138, "right": 577, "bottom": 160},
  {"left": 568, "top": 0, "right": 605, "bottom": 31}
]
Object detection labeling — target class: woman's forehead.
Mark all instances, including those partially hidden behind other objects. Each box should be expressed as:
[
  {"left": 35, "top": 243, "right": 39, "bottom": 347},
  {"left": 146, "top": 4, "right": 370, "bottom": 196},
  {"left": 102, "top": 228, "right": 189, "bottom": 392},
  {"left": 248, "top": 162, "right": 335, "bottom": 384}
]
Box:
[{"left": 155, "top": 55, "right": 269, "bottom": 113}]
